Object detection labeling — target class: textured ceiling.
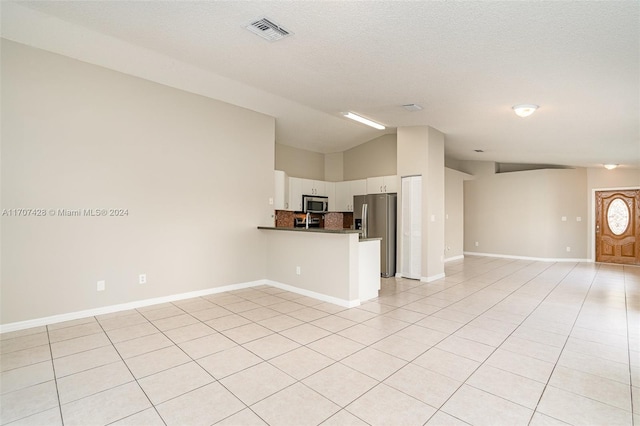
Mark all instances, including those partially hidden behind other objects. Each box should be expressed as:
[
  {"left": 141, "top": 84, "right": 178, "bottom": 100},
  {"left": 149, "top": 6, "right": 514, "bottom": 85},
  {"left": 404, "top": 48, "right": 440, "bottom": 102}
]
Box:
[{"left": 2, "top": 1, "right": 639, "bottom": 168}]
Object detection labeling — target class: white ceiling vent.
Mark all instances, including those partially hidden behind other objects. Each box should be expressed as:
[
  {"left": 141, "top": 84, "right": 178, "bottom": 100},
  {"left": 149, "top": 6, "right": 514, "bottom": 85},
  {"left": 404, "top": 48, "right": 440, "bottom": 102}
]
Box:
[{"left": 245, "top": 17, "right": 292, "bottom": 42}]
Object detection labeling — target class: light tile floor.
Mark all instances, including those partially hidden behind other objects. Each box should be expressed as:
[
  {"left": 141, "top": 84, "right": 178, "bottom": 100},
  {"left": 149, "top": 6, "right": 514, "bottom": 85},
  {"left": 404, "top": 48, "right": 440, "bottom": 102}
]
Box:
[{"left": 1, "top": 256, "right": 639, "bottom": 425}]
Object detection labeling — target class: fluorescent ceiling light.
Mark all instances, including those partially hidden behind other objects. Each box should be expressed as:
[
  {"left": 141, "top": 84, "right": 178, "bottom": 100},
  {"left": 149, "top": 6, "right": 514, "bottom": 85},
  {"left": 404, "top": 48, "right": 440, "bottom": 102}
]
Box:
[
  {"left": 512, "top": 104, "right": 539, "bottom": 118},
  {"left": 604, "top": 164, "right": 619, "bottom": 170},
  {"left": 342, "top": 112, "right": 385, "bottom": 130}
]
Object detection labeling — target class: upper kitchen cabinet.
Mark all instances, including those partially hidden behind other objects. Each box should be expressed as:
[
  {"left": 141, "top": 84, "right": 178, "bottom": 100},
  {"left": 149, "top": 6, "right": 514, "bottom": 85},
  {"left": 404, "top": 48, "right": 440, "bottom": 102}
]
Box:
[
  {"left": 352, "top": 179, "right": 367, "bottom": 197},
  {"left": 301, "top": 179, "right": 326, "bottom": 196},
  {"left": 286, "top": 177, "right": 329, "bottom": 211},
  {"left": 367, "top": 175, "right": 398, "bottom": 194},
  {"left": 325, "top": 182, "right": 336, "bottom": 211},
  {"left": 288, "top": 177, "right": 303, "bottom": 211},
  {"left": 274, "top": 170, "right": 289, "bottom": 210},
  {"left": 335, "top": 179, "right": 367, "bottom": 211}
]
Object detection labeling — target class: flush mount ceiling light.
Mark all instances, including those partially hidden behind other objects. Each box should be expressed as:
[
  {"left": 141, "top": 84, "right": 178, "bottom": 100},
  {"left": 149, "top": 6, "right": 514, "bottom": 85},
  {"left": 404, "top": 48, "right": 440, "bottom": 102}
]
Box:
[
  {"left": 342, "top": 112, "right": 385, "bottom": 130},
  {"left": 604, "top": 164, "right": 619, "bottom": 170},
  {"left": 512, "top": 104, "right": 539, "bottom": 118},
  {"left": 402, "top": 104, "right": 423, "bottom": 112},
  {"left": 245, "top": 17, "right": 292, "bottom": 42}
]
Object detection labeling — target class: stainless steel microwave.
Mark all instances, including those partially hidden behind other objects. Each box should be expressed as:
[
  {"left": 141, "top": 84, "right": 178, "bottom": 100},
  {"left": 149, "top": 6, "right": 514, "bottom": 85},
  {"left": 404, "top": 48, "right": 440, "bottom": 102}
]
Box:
[{"left": 302, "top": 195, "right": 328, "bottom": 213}]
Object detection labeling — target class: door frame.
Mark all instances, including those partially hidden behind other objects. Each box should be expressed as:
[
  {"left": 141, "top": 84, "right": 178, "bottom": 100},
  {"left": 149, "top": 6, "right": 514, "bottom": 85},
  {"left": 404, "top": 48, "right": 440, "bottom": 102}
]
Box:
[{"left": 590, "top": 186, "right": 640, "bottom": 262}]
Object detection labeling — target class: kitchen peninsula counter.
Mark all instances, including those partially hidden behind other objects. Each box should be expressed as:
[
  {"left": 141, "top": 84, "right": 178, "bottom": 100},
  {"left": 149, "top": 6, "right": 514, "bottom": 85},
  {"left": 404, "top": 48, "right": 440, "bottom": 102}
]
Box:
[
  {"left": 258, "top": 226, "right": 380, "bottom": 306},
  {"left": 257, "top": 226, "right": 381, "bottom": 241}
]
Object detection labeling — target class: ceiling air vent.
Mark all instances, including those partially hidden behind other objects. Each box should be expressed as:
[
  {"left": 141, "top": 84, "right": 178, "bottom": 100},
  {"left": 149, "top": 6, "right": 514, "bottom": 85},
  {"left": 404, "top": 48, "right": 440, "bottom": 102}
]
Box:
[{"left": 245, "top": 17, "right": 292, "bottom": 42}]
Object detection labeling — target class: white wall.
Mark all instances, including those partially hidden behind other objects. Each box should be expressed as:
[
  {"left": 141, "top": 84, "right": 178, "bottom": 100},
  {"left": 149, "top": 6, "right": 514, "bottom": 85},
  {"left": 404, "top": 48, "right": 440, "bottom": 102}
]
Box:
[{"left": 1, "top": 40, "right": 275, "bottom": 325}]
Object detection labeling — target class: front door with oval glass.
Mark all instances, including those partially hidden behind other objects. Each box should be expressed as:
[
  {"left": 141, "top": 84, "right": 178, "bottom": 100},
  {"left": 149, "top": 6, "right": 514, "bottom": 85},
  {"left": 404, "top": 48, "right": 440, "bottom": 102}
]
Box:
[{"left": 596, "top": 190, "right": 640, "bottom": 265}]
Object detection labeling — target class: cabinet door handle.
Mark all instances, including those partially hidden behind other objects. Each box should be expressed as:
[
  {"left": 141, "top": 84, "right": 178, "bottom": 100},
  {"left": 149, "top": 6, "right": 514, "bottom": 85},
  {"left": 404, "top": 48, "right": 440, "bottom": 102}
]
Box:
[
  {"left": 384, "top": 185, "right": 387, "bottom": 192},
  {"left": 380, "top": 185, "right": 383, "bottom": 192}
]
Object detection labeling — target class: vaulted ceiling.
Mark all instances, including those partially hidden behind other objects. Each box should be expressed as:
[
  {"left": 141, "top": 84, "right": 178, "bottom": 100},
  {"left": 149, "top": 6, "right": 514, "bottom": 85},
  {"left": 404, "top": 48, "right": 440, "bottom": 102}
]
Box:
[{"left": 2, "top": 1, "right": 638, "bottom": 168}]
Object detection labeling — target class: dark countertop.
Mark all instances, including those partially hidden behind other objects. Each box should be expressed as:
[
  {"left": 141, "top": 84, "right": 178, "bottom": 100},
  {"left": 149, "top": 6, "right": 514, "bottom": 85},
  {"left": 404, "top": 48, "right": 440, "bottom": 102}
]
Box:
[
  {"left": 257, "top": 227, "right": 381, "bottom": 241},
  {"left": 258, "top": 226, "right": 360, "bottom": 234}
]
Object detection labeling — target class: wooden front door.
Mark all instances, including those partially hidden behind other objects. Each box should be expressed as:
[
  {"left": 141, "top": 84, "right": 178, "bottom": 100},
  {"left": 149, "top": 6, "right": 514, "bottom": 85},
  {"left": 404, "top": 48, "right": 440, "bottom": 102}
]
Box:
[{"left": 596, "top": 189, "right": 640, "bottom": 265}]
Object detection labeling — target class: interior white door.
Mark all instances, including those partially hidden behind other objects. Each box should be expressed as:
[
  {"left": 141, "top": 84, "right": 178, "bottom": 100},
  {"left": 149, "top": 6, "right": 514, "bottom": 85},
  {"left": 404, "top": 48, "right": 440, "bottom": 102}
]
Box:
[{"left": 401, "top": 176, "right": 422, "bottom": 279}]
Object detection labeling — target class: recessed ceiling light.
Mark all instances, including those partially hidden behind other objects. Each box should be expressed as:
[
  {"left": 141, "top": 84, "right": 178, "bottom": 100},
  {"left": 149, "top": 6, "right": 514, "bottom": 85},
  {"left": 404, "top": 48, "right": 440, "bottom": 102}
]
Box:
[
  {"left": 402, "top": 104, "right": 423, "bottom": 112},
  {"left": 604, "top": 164, "right": 619, "bottom": 170},
  {"left": 342, "top": 112, "right": 385, "bottom": 130},
  {"left": 512, "top": 104, "right": 539, "bottom": 118}
]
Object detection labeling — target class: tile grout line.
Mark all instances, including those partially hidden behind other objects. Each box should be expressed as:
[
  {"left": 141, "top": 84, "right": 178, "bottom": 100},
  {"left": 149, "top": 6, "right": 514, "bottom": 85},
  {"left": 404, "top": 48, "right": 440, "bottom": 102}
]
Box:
[
  {"left": 45, "top": 324, "right": 65, "bottom": 426},
  {"left": 623, "top": 265, "right": 636, "bottom": 426},
  {"left": 414, "top": 261, "right": 571, "bottom": 423},
  {"left": 526, "top": 262, "right": 602, "bottom": 425},
  {"left": 94, "top": 316, "right": 169, "bottom": 426}
]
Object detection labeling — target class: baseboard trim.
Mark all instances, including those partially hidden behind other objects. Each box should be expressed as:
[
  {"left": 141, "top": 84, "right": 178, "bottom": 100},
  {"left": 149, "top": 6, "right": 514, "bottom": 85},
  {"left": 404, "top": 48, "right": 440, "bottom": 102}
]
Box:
[
  {"left": 420, "top": 273, "right": 446, "bottom": 283},
  {"left": 444, "top": 255, "right": 464, "bottom": 263},
  {"left": 264, "top": 280, "right": 360, "bottom": 308},
  {"left": 0, "top": 278, "right": 363, "bottom": 334},
  {"left": 0, "top": 280, "right": 265, "bottom": 334},
  {"left": 463, "top": 251, "right": 591, "bottom": 263}
]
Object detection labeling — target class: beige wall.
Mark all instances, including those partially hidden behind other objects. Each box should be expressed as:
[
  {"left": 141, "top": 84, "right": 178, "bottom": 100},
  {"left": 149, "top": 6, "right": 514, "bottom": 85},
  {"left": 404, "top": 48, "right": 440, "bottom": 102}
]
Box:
[
  {"left": 1, "top": 40, "right": 275, "bottom": 324},
  {"left": 275, "top": 143, "right": 325, "bottom": 180},
  {"left": 263, "top": 230, "right": 359, "bottom": 302},
  {"left": 343, "top": 134, "right": 397, "bottom": 180},
  {"left": 397, "top": 126, "right": 445, "bottom": 281},
  {"left": 324, "top": 152, "right": 344, "bottom": 182},
  {"left": 464, "top": 163, "right": 589, "bottom": 259},
  {"left": 445, "top": 168, "right": 472, "bottom": 260}
]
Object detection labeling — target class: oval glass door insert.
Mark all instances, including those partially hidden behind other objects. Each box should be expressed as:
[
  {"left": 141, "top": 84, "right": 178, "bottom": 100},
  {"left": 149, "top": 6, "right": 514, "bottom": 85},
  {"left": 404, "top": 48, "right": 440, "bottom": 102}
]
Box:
[{"left": 607, "top": 198, "right": 630, "bottom": 235}]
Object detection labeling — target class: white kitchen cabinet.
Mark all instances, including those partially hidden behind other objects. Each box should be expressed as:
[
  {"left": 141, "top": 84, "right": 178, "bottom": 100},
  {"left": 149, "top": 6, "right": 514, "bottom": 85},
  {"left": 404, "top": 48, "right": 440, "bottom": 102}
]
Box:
[
  {"left": 325, "top": 182, "right": 335, "bottom": 211},
  {"left": 334, "top": 179, "right": 367, "bottom": 211},
  {"left": 367, "top": 175, "right": 398, "bottom": 194},
  {"left": 274, "top": 170, "right": 289, "bottom": 210},
  {"left": 288, "top": 177, "right": 303, "bottom": 211},
  {"left": 351, "top": 179, "right": 367, "bottom": 197},
  {"left": 334, "top": 181, "right": 351, "bottom": 212},
  {"left": 301, "top": 179, "right": 326, "bottom": 196}
]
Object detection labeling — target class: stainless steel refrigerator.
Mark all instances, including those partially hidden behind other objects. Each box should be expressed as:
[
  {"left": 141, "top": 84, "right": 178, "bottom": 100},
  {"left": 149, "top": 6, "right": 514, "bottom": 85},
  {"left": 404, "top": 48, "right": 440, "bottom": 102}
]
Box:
[{"left": 354, "top": 193, "right": 397, "bottom": 278}]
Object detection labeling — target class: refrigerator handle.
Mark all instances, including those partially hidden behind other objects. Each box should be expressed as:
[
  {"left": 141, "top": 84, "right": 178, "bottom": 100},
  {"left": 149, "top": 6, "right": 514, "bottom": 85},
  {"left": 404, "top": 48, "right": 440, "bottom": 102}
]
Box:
[{"left": 362, "top": 203, "right": 368, "bottom": 239}]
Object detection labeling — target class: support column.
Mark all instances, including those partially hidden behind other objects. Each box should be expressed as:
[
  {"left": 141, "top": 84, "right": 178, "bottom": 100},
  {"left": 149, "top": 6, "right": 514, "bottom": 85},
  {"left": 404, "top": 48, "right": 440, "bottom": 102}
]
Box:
[{"left": 397, "top": 126, "right": 445, "bottom": 282}]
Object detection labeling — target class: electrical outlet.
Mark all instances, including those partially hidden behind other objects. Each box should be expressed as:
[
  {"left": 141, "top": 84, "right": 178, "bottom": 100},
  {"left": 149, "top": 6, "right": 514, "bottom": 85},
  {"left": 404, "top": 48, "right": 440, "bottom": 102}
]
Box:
[
  {"left": 475, "top": 241, "right": 479, "bottom": 247},
  {"left": 561, "top": 216, "right": 567, "bottom": 222},
  {"left": 566, "top": 246, "right": 571, "bottom": 252},
  {"left": 268, "top": 197, "right": 274, "bottom": 205},
  {"left": 139, "top": 274, "right": 147, "bottom": 284},
  {"left": 97, "top": 280, "right": 105, "bottom": 292},
  {"left": 576, "top": 217, "right": 582, "bottom": 222},
  {"left": 296, "top": 266, "right": 301, "bottom": 275}
]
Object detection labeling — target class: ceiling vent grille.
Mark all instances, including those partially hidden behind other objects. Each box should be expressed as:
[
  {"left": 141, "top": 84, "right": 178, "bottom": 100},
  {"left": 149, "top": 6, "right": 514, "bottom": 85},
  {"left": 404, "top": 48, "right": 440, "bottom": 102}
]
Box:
[{"left": 245, "top": 17, "right": 292, "bottom": 42}]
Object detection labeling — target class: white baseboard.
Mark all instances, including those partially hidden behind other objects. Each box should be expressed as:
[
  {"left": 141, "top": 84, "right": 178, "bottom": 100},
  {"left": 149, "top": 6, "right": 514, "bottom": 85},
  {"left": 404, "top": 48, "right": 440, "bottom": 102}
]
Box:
[
  {"left": 0, "top": 280, "right": 265, "bottom": 334},
  {"left": 264, "top": 280, "right": 360, "bottom": 308},
  {"left": 420, "top": 273, "right": 446, "bottom": 283},
  {"left": 444, "top": 255, "right": 464, "bottom": 263},
  {"left": 463, "top": 251, "right": 591, "bottom": 263},
  {"left": 0, "top": 278, "right": 362, "bottom": 334}
]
